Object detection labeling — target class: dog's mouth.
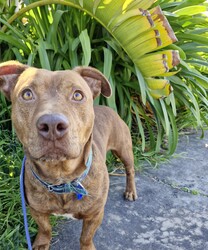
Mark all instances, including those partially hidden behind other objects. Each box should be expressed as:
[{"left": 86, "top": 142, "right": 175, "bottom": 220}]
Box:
[
  {"left": 39, "top": 152, "right": 68, "bottom": 163},
  {"left": 27, "top": 148, "right": 69, "bottom": 163},
  {"left": 26, "top": 140, "right": 82, "bottom": 164}
]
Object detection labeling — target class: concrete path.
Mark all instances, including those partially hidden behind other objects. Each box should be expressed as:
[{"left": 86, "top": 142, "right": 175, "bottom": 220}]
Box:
[{"left": 51, "top": 130, "right": 208, "bottom": 250}]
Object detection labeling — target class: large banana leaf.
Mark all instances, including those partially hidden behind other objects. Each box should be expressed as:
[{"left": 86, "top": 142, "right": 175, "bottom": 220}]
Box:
[{"left": 1, "top": 0, "right": 180, "bottom": 99}]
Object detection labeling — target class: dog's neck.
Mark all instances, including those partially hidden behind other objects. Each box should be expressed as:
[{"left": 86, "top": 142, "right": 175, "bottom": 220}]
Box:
[{"left": 27, "top": 150, "right": 89, "bottom": 185}]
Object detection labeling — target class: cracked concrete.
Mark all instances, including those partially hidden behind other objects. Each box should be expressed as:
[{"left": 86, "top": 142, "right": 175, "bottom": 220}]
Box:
[{"left": 51, "top": 130, "right": 208, "bottom": 250}]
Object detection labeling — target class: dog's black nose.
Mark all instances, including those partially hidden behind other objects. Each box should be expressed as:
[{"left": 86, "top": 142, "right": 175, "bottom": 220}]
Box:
[{"left": 37, "top": 114, "right": 69, "bottom": 140}]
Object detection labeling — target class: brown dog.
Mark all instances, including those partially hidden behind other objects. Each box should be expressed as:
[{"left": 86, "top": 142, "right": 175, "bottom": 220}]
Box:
[{"left": 0, "top": 61, "right": 137, "bottom": 250}]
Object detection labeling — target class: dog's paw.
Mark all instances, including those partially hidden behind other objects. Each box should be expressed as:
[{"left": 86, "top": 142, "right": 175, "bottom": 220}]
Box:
[
  {"left": 32, "top": 237, "right": 50, "bottom": 250},
  {"left": 32, "top": 231, "right": 51, "bottom": 250},
  {"left": 32, "top": 244, "right": 50, "bottom": 250},
  {"left": 124, "top": 190, "right": 138, "bottom": 201},
  {"left": 80, "top": 242, "right": 96, "bottom": 250},
  {"left": 32, "top": 245, "right": 49, "bottom": 250}
]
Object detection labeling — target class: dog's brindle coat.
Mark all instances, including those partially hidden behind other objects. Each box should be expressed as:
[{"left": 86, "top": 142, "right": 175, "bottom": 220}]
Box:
[{"left": 0, "top": 61, "right": 137, "bottom": 250}]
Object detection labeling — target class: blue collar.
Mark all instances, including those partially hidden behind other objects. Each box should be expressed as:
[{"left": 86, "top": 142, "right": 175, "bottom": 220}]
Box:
[{"left": 30, "top": 148, "right": 93, "bottom": 200}]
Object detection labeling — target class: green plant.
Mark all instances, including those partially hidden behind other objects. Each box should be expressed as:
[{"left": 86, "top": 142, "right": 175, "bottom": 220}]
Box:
[
  {"left": 160, "top": 0, "right": 208, "bottom": 131},
  {"left": 0, "top": 131, "right": 34, "bottom": 249},
  {"left": 0, "top": 0, "right": 183, "bottom": 155},
  {"left": 1, "top": 0, "right": 207, "bottom": 156}
]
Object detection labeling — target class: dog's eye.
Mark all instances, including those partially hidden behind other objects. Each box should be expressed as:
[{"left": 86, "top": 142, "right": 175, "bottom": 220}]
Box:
[
  {"left": 73, "top": 91, "right": 84, "bottom": 101},
  {"left": 22, "top": 89, "right": 33, "bottom": 101}
]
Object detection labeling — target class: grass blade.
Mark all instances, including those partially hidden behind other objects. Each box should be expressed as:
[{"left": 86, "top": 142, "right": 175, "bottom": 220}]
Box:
[{"left": 79, "top": 29, "right": 91, "bottom": 66}]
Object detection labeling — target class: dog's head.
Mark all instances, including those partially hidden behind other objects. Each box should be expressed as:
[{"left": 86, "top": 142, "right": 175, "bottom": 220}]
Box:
[{"left": 0, "top": 61, "right": 111, "bottom": 164}]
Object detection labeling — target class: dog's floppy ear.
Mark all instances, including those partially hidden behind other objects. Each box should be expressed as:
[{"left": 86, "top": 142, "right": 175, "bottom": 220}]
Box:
[
  {"left": 0, "top": 60, "right": 28, "bottom": 100},
  {"left": 73, "top": 66, "right": 112, "bottom": 99}
]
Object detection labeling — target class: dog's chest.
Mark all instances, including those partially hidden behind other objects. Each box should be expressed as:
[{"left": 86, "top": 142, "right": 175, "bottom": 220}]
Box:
[{"left": 52, "top": 213, "right": 77, "bottom": 220}]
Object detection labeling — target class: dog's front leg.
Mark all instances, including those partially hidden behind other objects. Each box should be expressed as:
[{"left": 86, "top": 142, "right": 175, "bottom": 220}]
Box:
[
  {"left": 80, "top": 209, "right": 104, "bottom": 250},
  {"left": 30, "top": 207, "right": 52, "bottom": 250}
]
